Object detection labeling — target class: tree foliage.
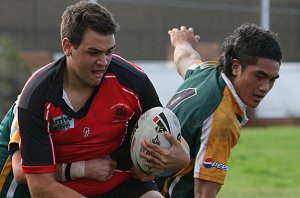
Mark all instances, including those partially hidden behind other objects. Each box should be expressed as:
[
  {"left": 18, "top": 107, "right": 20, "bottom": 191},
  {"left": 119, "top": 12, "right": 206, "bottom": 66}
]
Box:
[{"left": 0, "top": 34, "right": 31, "bottom": 119}]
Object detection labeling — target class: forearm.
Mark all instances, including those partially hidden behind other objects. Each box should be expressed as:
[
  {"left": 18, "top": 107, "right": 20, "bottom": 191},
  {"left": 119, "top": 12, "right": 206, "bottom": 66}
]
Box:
[
  {"left": 26, "top": 172, "right": 86, "bottom": 198},
  {"left": 14, "top": 156, "right": 115, "bottom": 184},
  {"left": 168, "top": 26, "right": 203, "bottom": 79},
  {"left": 194, "top": 178, "right": 221, "bottom": 198},
  {"left": 12, "top": 150, "right": 73, "bottom": 184},
  {"left": 12, "top": 150, "right": 26, "bottom": 184},
  {"left": 174, "top": 42, "right": 201, "bottom": 74}
]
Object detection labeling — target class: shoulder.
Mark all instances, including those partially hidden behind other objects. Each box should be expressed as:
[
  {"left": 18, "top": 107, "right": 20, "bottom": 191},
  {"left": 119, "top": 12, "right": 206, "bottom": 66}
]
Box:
[
  {"left": 111, "top": 54, "right": 144, "bottom": 72},
  {"left": 19, "top": 57, "right": 64, "bottom": 110},
  {"left": 108, "top": 54, "right": 151, "bottom": 89},
  {"left": 110, "top": 54, "right": 146, "bottom": 78},
  {"left": 185, "top": 61, "right": 218, "bottom": 79}
]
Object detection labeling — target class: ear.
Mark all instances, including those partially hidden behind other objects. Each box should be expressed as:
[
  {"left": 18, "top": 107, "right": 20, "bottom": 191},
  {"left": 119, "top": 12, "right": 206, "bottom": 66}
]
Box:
[
  {"left": 231, "top": 59, "right": 241, "bottom": 76},
  {"left": 62, "top": 38, "right": 72, "bottom": 56}
]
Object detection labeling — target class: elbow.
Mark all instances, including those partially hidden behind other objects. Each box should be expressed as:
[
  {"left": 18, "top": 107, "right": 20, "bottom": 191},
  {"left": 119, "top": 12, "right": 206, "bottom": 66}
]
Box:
[
  {"left": 14, "top": 174, "right": 27, "bottom": 184},
  {"left": 13, "top": 167, "right": 27, "bottom": 184},
  {"left": 27, "top": 177, "right": 56, "bottom": 197}
]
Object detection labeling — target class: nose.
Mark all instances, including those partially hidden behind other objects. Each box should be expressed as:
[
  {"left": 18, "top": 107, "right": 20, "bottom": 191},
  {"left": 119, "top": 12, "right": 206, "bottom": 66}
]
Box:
[
  {"left": 96, "top": 53, "right": 109, "bottom": 66},
  {"left": 259, "top": 80, "right": 270, "bottom": 93}
]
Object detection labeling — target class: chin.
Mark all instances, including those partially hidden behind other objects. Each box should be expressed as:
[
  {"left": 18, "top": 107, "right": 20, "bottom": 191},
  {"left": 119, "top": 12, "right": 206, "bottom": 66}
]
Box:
[
  {"left": 242, "top": 99, "right": 257, "bottom": 108},
  {"left": 90, "top": 79, "right": 102, "bottom": 86},
  {"left": 248, "top": 102, "right": 259, "bottom": 108}
]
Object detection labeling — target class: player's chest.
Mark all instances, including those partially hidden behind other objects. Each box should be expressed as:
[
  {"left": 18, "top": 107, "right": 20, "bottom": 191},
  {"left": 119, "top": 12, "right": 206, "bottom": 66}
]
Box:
[{"left": 47, "top": 90, "right": 138, "bottom": 143}]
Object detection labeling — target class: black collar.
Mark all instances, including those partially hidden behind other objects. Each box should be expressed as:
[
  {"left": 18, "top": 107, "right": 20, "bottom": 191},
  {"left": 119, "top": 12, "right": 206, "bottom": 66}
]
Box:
[{"left": 46, "top": 56, "right": 101, "bottom": 118}]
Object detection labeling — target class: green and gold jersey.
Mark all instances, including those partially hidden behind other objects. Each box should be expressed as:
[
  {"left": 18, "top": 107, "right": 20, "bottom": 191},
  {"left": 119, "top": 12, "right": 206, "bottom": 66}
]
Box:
[
  {"left": 155, "top": 61, "right": 248, "bottom": 198},
  {"left": 0, "top": 103, "right": 30, "bottom": 198}
]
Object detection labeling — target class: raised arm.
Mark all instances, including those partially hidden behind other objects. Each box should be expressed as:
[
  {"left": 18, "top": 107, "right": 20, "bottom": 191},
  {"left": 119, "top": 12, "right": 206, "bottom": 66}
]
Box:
[{"left": 168, "top": 26, "right": 203, "bottom": 79}]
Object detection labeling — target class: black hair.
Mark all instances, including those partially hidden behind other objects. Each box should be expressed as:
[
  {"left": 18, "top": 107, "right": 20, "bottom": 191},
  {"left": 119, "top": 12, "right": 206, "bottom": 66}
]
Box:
[{"left": 217, "top": 23, "right": 282, "bottom": 79}]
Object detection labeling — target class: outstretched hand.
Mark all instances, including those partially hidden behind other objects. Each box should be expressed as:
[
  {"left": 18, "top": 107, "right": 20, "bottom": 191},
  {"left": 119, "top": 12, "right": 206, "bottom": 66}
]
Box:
[
  {"left": 140, "top": 132, "right": 190, "bottom": 171},
  {"left": 168, "top": 26, "right": 200, "bottom": 50},
  {"left": 167, "top": 26, "right": 202, "bottom": 78}
]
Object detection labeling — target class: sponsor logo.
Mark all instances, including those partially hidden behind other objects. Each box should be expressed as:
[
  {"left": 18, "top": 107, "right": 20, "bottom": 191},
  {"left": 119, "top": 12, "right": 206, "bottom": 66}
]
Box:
[
  {"left": 51, "top": 115, "right": 74, "bottom": 131},
  {"left": 203, "top": 158, "right": 227, "bottom": 171}
]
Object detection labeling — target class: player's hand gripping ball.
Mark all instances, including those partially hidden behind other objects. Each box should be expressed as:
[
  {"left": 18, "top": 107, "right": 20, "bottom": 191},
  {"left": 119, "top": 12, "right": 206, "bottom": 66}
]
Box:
[{"left": 130, "top": 107, "right": 181, "bottom": 175}]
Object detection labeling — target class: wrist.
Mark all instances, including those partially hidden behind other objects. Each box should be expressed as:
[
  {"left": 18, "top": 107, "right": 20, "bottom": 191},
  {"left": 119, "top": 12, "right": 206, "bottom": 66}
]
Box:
[
  {"left": 70, "top": 160, "right": 85, "bottom": 180},
  {"left": 61, "top": 161, "right": 85, "bottom": 181}
]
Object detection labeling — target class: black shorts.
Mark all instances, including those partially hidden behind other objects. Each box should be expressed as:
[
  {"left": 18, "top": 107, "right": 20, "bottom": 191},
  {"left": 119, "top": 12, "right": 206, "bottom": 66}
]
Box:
[{"left": 89, "top": 178, "right": 160, "bottom": 198}]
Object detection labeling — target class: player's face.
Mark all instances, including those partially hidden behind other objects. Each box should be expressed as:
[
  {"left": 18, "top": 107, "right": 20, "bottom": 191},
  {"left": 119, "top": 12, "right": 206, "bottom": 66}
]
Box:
[
  {"left": 231, "top": 58, "right": 280, "bottom": 108},
  {"left": 65, "top": 29, "right": 115, "bottom": 87}
]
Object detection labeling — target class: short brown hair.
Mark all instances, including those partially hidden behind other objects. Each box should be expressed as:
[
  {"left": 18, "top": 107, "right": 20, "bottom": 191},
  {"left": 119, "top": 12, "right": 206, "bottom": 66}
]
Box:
[{"left": 60, "top": 0, "right": 119, "bottom": 49}]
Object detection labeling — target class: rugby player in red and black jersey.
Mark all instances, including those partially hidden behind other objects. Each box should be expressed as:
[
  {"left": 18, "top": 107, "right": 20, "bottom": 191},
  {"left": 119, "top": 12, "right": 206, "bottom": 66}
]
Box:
[{"left": 16, "top": 1, "right": 189, "bottom": 198}]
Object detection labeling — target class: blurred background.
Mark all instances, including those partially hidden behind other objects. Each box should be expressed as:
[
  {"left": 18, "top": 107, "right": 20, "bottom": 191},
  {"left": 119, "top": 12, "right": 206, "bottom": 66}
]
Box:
[{"left": 0, "top": 0, "right": 299, "bottom": 125}]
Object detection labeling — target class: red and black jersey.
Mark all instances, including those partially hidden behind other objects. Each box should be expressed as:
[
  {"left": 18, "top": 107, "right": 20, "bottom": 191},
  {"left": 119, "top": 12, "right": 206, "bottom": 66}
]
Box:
[{"left": 18, "top": 55, "right": 162, "bottom": 196}]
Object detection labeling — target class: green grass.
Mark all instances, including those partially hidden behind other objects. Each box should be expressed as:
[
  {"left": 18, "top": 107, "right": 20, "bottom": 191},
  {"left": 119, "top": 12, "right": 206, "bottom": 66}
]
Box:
[{"left": 218, "top": 126, "right": 300, "bottom": 198}]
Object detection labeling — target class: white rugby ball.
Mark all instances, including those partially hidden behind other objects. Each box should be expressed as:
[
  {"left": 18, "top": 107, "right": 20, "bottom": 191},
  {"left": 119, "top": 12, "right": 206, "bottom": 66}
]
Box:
[{"left": 130, "top": 107, "right": 181, "bottom": 175}]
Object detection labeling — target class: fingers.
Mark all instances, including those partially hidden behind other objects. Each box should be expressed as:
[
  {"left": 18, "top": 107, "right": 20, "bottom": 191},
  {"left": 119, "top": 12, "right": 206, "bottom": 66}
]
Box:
[
  {"left": 168, "top": 25, "right": 200, "bottom": 45},
  {"left": 104, "top": 172, "right": 114, "bottom": 180},
  {"left": 163, "top": 131, "right": 181, "bottom": 145},
  {"left": 143, "top": 156, "right": 165, "bottom": 170},
  {"left": 168, "top": 26, "right": 195, "bottom": 34},
  {"left": 140, "top": 140, "right": 167, "bottom": 170},
  {"left": 141, "top": 140, "right": 164, "bottom": 161},
  {"left": 141, "top": 154, "right": 162, "bottom": 170},
  {"left": 111, "top": 160, "right": 117, "bottom": 169}
]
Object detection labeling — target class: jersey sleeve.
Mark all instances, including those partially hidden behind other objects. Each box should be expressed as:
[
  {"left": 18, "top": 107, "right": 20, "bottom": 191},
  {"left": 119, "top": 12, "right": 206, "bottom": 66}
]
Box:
[
  {"left": 193, "top": 107, "right": 240, "bottom": 185},
  {"left": 139, "top": 75, "right": 162, "bottom": 111},
  {"left": 8, "top": 117, "right": 21, "bottom": 157},
  {"left": 0, "top": 103, "right": 16, "bottom": 164},
  {"left": 0, "top": 103, "right": 15, "bottom": 141},
  {"left": 8, "top": 101, "right": 20, "bottom": 151},
  {"left": 18, "top": 106, "right": 56, "bottom": 174}
]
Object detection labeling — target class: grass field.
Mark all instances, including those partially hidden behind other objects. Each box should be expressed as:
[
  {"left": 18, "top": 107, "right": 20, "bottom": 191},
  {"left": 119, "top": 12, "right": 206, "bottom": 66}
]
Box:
[{"left": 218, "top": 126, "right": 300, "bottom": 198}]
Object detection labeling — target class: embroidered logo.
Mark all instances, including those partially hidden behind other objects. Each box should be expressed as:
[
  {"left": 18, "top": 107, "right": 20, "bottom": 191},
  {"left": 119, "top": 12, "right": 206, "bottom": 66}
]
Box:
[
  {"left": 83, "top": 127, "right": 90, "bottom": 138},
  {"left": 51, "top": 115, "right": 74, "bottom": 131},
  {"left": 111, "top": 103, "right": 130, "bottom": 122}
]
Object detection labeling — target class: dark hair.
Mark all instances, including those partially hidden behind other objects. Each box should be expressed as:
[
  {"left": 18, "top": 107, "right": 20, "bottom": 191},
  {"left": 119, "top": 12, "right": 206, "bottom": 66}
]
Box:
[
  {"left": 60, "top": 0, "right": 119, "bottom": 49},
  {"left": 217, "top": 23, "right": 282, "bottom": 79}
]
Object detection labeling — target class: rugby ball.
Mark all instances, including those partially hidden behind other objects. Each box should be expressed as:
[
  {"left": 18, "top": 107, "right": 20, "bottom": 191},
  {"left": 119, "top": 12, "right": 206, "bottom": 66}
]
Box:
[{"left": 130, "top": 107, "right": 181, "bottom": 175}]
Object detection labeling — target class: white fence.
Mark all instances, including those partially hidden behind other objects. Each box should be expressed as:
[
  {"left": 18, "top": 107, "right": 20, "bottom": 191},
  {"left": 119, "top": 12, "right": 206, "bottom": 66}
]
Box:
[{"left": 135, "top": 61, "right": 300, "bottom": 119}]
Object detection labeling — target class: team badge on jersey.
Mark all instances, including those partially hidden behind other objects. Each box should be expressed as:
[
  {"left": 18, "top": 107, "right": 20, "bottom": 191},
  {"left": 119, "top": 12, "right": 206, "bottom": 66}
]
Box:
[{"left": 111, "top": 103, "right": 130, "bottom": 123}]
